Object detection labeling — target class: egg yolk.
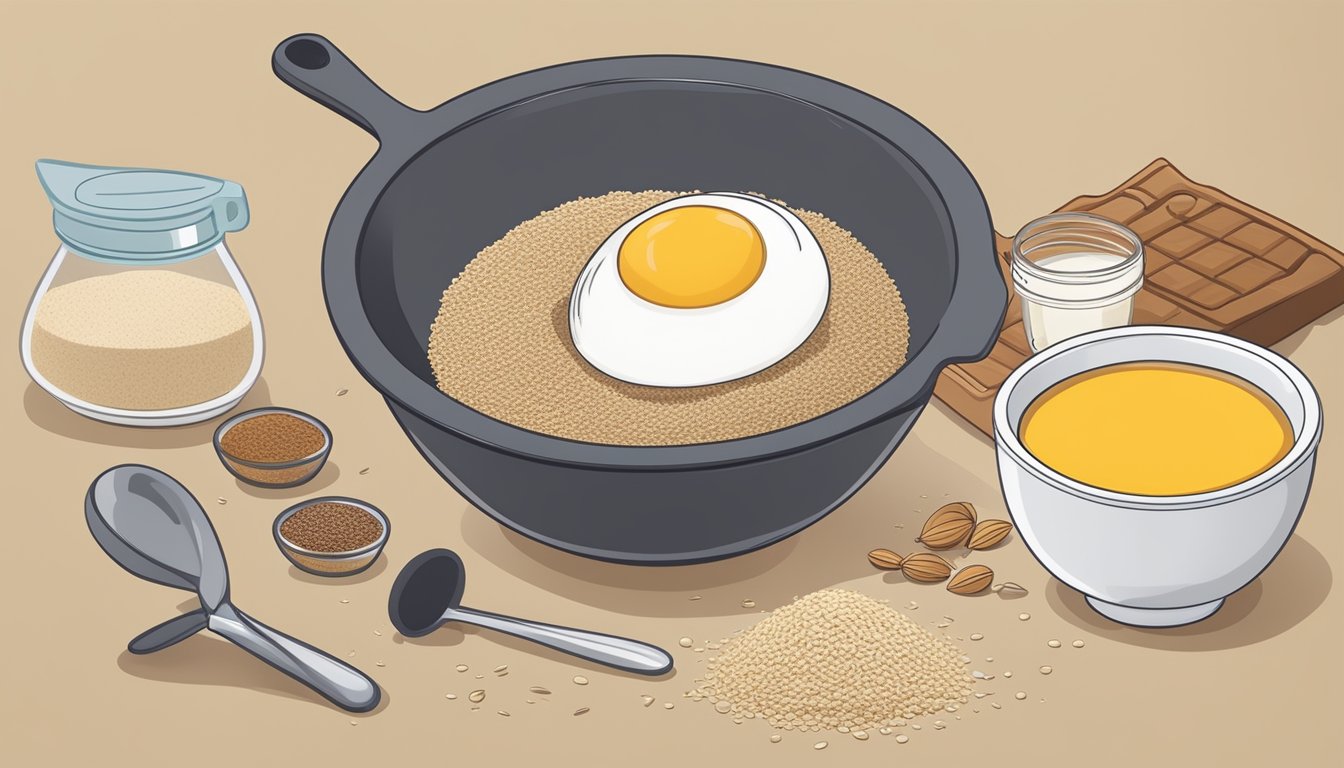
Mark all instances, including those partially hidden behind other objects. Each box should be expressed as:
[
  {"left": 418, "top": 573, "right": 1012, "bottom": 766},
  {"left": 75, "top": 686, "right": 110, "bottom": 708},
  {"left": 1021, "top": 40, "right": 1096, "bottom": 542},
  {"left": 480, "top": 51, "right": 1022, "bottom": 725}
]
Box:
[{"left": 617, "top": 206, "right": 766, "bottom": 308}]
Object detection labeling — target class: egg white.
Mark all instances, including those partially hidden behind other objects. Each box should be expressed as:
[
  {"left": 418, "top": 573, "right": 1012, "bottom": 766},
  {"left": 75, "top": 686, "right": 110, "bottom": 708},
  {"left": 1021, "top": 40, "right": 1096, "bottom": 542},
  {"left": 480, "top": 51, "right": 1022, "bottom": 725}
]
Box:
[{"left": 569, "top": 192, "right": 830, "bottom": 388}]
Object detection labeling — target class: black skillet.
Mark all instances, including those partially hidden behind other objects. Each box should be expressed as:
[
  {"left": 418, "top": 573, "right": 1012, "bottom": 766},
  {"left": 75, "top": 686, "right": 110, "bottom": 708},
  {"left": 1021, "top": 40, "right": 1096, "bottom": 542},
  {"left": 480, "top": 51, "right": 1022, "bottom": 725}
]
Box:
[{"left": 272, "top": 34, "right": 1005, "bottom": 565}]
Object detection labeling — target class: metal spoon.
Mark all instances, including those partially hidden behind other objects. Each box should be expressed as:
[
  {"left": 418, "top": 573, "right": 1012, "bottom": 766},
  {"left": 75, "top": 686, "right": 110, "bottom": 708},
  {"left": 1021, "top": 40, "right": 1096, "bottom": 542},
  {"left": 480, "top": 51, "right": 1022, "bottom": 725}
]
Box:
[
  {"left": 388, "top": 548, "right": 673, "bottom": 675},
  {"left": 86, "top": 464, "right": 382, "bottom": 712}
]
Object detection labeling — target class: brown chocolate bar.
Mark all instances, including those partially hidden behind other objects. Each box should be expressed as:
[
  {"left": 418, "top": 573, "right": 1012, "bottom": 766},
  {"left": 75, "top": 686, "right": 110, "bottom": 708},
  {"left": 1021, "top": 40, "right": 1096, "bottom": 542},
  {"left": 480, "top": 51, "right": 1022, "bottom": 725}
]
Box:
[{"left": 934, "top": 158, "right": 1344, "bottom": 437}]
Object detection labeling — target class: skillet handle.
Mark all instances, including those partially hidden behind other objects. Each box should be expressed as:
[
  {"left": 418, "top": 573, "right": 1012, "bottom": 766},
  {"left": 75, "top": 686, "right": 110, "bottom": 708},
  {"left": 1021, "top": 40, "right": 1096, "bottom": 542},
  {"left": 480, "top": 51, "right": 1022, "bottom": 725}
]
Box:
[{"left": 272, "top": 33, "right": 419, "bottom": 142}]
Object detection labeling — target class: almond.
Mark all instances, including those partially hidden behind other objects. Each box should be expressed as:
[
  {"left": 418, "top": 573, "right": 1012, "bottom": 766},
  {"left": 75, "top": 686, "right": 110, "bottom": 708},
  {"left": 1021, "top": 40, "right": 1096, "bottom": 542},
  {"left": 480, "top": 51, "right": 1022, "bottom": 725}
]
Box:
[
  {"left": 947, "top": 565, "right": 994, "bottom": 595},
  {"left": 867, "top": 549, "right": 904, "bottom": 570},
  {"left": 917, "top": 502, "right": 977, "bottom": 549},
  {"left": 968, "top": 519, "right": 1014, "bottom": 550},
  {"left": 900, "top": 552, "right": 953, "bottom": 583}
]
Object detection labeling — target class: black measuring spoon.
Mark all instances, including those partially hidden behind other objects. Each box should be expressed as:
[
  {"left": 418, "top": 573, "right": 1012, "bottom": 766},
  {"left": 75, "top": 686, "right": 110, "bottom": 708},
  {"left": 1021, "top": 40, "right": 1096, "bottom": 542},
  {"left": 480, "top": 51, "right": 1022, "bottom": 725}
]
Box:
[{"left": 389, "top": 549, "right": 673, "bottom": 675}]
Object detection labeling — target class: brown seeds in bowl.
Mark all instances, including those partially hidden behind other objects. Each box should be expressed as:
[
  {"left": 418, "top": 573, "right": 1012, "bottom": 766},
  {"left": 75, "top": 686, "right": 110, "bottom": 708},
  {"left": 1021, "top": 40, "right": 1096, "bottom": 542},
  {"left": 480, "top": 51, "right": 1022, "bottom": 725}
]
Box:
[
  {"left": 947, "top": 565, "right": 994, "bottom": 595},
  {"left": 220, "top": 412, "right": 325, "bottom": 464},
  {"left": 900, "top": 553, "right": 953, "bottom": 583},
  {"left": 917, "top": 502, "right": 977, "bottom": 549},
  {"left": 968, "top": 519, "right": 1014, "bottom": 550},
  {"left": 280, "top": 502, "right": 382, "bottom": 553}
]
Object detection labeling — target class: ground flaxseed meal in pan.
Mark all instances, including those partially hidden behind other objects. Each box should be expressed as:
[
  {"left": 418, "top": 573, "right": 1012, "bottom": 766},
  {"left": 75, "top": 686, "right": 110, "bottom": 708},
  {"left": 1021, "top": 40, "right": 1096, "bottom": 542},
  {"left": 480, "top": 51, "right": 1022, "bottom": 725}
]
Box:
[
  {"left": 427, "top": 191, "right": 910, "bottom": 446},
  {"left": 279, "top": 502, "right": 382, "bottom": 553}
]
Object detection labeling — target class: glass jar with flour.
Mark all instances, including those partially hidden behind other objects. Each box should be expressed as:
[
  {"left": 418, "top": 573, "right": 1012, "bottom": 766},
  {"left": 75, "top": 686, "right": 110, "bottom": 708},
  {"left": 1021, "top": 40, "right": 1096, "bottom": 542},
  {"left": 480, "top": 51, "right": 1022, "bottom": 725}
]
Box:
[{"left": 21, "top": 160, "right": 263, "bottom": 426}]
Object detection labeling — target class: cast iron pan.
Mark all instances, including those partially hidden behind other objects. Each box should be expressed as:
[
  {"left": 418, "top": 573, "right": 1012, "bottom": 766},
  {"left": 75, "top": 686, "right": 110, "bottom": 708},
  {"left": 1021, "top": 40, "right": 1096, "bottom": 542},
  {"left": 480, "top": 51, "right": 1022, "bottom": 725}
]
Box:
[{"left": 272, "top": 34, "right": 1006, "bottom": 563}]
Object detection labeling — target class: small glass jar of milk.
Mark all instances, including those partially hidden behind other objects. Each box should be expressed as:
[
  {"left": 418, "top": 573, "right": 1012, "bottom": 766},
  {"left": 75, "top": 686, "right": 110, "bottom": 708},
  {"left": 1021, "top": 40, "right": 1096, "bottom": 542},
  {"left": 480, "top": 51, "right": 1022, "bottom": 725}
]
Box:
[{"left": 1011, "top": 213, "right": 1144, "bottom": 352}]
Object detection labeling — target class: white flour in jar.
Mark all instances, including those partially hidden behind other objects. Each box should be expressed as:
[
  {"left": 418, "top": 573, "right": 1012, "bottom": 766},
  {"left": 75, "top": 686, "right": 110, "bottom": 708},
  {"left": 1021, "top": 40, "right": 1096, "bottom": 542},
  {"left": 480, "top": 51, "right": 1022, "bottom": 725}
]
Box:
[{"left": 30, "top": 270, "right": 253, "bottom": 410}]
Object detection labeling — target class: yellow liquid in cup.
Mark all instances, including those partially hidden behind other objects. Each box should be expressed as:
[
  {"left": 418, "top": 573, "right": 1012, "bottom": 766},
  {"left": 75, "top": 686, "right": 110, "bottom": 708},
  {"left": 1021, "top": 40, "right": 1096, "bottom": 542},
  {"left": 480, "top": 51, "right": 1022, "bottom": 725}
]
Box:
[{"left": 1020, "top": 362, "right": 1292, "bottom": 496}]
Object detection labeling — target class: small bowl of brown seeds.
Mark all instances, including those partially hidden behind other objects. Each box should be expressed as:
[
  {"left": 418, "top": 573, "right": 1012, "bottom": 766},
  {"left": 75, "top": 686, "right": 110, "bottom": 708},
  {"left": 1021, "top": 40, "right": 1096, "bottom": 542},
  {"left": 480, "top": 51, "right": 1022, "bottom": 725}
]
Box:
[
  {"left": 273, "top": 496, "right": 389, "bottom": 577},
  {"left": 214, "top": 407, "right": 332, "bottom": 488}
]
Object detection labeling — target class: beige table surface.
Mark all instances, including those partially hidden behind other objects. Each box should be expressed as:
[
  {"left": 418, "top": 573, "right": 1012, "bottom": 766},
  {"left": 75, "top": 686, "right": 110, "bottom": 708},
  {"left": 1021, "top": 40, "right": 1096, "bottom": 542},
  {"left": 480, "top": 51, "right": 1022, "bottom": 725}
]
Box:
[{"left": 3, "top": 1, "right": 1341, "bottom": 765}]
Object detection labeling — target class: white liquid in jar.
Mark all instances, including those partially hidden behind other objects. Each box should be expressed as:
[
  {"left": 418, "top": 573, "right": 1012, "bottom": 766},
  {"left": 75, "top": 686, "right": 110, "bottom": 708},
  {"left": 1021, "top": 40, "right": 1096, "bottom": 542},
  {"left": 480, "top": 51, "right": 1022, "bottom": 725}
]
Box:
[{"left": 1015, "top": 251, "right": 1142, "bottom": 352}]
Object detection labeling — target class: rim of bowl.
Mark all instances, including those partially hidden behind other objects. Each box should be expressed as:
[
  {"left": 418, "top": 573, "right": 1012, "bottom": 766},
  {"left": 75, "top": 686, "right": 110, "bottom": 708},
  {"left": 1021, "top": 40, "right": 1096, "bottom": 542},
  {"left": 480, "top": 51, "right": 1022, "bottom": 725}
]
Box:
[
  {"left": 214, "top": 407, "right": 333, "bottom": 469},
  {"left": 992, "top": 325, "right": 1323, "bottom": 509},
  {"left": 273, "top": 496, "right": 390, "bottom": 558}
]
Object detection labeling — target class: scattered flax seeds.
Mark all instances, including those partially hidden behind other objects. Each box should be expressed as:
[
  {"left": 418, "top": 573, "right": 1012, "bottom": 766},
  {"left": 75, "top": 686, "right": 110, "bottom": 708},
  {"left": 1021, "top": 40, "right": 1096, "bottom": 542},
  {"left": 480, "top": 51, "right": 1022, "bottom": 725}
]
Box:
[
  {"left": 573, "top": 676, "right": 589, "bottom": 686},
  {"left": 456, "top": 664, "right": 469, "bottom": 672},
  {"left": 1048, "top": 640, "right": 1062, "bottom": 648},
  {"left": 530, "top": 687, "right": 551, "bottom": 695},
  {"left": 1073, "top": 640, "right": 1086, "bottom": 648},
  {"left": 427, "top": 191, "right": 910, "bottom": 446},
  {"left": 678, "top": 637, "right": 693, "bottom": 648},
  {"left": 468, "top": 690, "right": 485, "bottom": 703},
  {"left": 690, "top": 589, "right": 972, "bottom": 732},
  {"left": 574, "top": 707, "right": 590, "bottom": 716}
]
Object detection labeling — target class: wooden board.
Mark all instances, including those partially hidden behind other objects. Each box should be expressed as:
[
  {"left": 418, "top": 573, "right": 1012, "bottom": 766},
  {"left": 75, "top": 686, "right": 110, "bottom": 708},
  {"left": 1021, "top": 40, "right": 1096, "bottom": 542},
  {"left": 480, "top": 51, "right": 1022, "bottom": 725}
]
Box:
[{"left": 934, "top": 158, "right": 1344, "bottom": 436}]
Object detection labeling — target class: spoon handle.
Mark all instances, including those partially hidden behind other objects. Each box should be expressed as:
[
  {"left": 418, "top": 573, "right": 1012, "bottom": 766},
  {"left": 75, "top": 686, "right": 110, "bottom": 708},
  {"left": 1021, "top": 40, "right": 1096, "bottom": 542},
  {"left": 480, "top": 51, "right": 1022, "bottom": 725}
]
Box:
[
  {"left": 449, "top": 607, "right": 673, "bottom": 675},
  {"left": 128, "top": 609, "right": 209, "bottom": 654},
  {"left": 208, "top": 603, "right": 381, "bottom": 712}
]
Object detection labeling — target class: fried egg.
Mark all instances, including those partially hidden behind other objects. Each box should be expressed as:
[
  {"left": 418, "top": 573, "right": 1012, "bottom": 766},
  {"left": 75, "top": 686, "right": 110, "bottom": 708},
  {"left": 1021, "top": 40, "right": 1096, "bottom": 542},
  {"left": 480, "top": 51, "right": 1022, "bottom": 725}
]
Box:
[{"left": 569, "top": 192, "right": 829, "bottom": 387}]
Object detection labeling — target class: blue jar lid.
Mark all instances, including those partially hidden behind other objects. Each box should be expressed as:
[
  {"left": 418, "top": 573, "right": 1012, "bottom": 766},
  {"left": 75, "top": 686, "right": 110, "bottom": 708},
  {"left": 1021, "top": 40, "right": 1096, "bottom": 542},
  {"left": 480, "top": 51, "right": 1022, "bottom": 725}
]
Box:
[{"left": 36, "top": 159, "right": 249, "bottom": 262}]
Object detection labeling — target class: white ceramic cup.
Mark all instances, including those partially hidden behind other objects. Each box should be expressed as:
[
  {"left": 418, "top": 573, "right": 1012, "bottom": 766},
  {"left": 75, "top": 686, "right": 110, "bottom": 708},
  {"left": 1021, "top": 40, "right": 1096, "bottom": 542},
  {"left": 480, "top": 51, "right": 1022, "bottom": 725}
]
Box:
[{"left": 993, "top": 326, "right": 1322, "bottom": 627}]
